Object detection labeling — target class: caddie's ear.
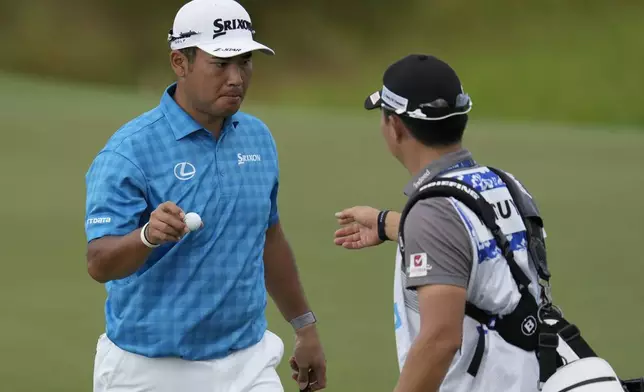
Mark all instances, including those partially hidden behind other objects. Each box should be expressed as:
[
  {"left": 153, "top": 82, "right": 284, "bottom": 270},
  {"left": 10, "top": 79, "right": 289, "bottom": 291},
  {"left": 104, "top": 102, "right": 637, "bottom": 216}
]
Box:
[{"left": 390, "top": 114, "right": 408, "bottom": 143}]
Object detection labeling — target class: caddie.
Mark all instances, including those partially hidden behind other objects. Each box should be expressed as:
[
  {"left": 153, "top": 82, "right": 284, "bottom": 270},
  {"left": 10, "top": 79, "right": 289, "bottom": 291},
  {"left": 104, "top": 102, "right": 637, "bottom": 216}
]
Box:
[{"left": 333, "top": 53, "right": 546, "bottom": 392}]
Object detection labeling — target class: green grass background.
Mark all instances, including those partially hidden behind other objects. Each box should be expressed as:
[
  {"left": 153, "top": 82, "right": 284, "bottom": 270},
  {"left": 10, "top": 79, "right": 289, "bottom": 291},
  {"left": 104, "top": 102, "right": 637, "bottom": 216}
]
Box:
[
  {"left": 2, "top": 0, "right": 644, "bottom": 128},
  {"left": 0, "top": 72, "right": 643, "bottom": 391}
]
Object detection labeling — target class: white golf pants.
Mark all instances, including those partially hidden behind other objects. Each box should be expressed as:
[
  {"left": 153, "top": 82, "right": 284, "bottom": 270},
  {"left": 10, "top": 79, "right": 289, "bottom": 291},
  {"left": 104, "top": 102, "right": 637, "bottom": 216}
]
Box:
[{"left": 93, "top": 330, "right": 285, "bottom": 392}]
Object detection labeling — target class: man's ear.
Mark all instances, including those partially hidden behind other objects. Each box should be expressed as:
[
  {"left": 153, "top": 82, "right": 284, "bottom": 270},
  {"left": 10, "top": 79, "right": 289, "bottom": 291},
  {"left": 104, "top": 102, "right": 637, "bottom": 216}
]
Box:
[
  {"left": 170, "top": 50, "right": 188, "bottom": 78},
  {"left": 391, "top": 114, "right": 408, "bottom": 144}
]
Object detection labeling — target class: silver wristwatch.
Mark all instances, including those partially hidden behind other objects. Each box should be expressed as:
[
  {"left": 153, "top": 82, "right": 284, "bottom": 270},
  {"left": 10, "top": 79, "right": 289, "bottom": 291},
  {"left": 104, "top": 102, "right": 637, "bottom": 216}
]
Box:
[{"left": 290, "top": 311, "right": 317, "bottom": 330}]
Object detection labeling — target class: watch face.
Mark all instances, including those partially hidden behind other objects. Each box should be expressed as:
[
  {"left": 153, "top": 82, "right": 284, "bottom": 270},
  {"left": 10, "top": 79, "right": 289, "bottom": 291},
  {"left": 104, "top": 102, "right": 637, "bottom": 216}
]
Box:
[{"left": 291, "top": 312, "right": 316, "bottom": 329}]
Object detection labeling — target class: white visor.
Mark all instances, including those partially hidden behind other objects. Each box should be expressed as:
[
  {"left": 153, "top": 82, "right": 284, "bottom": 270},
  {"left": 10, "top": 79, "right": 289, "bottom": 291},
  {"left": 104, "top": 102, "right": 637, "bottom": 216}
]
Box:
[{"left": 196, "top": 38, "right": 274, "bottom": 58}]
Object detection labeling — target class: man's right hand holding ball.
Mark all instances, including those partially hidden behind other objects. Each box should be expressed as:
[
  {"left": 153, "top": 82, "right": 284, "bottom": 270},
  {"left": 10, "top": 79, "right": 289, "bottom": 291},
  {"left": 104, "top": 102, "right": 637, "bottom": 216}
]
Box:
[
  {"left": 141, "top": 201, "right": 190, "bottom": 248},
  {"left": 87, "top": 201, "right": 190, "bottom": 283}
]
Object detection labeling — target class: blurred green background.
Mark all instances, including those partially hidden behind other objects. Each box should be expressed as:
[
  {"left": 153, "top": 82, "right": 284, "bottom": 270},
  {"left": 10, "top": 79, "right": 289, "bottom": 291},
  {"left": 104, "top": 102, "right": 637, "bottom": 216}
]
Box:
[
  {"left": 1, "top": 1, "right": 643, "bottom": 391},
  {"left": 3, "top": 0, "right": 644, "bottom": 127}
]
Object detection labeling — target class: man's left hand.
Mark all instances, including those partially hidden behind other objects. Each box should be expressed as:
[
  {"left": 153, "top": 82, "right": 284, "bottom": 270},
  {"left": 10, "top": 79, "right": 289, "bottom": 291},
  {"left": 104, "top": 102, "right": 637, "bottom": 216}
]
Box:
[{"left": 289, "top": 324, "right": 327, "bottom": 391}]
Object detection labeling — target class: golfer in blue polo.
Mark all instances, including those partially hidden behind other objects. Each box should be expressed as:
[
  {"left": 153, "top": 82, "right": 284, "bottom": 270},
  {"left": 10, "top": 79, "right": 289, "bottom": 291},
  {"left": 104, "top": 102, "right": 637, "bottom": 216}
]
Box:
[{"left": 83, "top": 1, "right": 326, "bottom": 391}]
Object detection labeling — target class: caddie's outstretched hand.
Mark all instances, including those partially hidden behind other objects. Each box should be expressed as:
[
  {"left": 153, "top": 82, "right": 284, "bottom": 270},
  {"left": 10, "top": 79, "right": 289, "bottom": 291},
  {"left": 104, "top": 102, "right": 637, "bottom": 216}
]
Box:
[{"left": 333, "top": 206, "right": 383, "bottom": 249}]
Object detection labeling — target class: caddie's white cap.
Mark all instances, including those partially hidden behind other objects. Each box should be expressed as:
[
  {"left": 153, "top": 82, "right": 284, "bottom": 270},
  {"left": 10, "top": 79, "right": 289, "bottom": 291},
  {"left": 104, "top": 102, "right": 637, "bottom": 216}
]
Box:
[{"left": 168, "top": 0, "right": 274, "bottom": 58}]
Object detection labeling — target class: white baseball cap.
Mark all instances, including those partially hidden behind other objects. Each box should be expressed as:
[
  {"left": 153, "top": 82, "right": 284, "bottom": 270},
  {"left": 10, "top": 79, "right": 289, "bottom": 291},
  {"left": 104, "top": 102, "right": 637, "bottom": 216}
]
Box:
[{"left": 168, "top": 0, "right": 274, "bottom": 58}]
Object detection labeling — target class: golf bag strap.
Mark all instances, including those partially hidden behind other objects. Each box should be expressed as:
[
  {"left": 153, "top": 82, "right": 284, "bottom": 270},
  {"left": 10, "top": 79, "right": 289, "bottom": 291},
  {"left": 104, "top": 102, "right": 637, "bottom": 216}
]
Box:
[
  {"left": 467, "top": 326, "right": 486, "bottom": 377},
  {"left": 622, "top": 378, "right": 644, "bottom": 392},
  {"left": 487, "top": 167, "right": 551, "bottom": 283},
  {"left": 538, "top": 323, "right": 560, "bottom": 385},
  {"left": 557, "top": 322, "right": 597, "bottom": 358},
  {"left": 537, "top": 307, "right": 600, "bottom": 384}
]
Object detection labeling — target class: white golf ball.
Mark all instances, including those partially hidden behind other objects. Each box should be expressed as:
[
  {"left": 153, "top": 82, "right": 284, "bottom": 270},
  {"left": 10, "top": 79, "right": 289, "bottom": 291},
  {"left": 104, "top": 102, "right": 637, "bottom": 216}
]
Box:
[{"left": 184, "top": 212, "right": 202, "bottom": 232}]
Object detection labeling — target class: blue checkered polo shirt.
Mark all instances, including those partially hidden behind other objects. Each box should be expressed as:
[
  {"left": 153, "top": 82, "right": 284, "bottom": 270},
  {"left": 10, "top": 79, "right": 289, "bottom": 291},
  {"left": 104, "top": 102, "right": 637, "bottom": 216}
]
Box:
[{"left": 84, "top": 83, "right": 280, "bottom": 360}]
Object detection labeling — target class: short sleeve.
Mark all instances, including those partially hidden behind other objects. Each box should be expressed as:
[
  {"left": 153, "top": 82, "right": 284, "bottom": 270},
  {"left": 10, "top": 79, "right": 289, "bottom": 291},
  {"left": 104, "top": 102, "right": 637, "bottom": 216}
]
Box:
[
  {"left": 84, "top": 151, "right": 149, "bottom": 243},
  {"left": 268, "top": 179, "right": 279, "bottom": 227},
  {"left": 266, "top": 128, "right": 280, "bottom": 228},
  {"left": 403, "top": 197, "right": 473, "bottom": 289}
]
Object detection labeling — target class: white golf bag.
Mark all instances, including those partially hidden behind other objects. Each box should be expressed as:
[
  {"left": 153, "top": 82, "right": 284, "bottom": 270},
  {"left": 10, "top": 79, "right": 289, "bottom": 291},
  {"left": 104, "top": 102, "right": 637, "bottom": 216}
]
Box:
[
  {"left": 541, "top": 357, "right": 625, "bottom": 392},
  {"left": 539, "top": 315, "right": 638, "bottom": 392}
]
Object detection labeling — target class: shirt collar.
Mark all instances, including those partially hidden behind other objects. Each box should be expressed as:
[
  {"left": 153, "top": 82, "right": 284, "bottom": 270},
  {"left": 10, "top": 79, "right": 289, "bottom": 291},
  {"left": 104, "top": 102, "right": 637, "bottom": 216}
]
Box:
[
  {"left": 403, "top": 148, "right": 475, "bottom": 196},
  {"left": 160, "top": 83, "right": 240, "bottom": 140}
]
